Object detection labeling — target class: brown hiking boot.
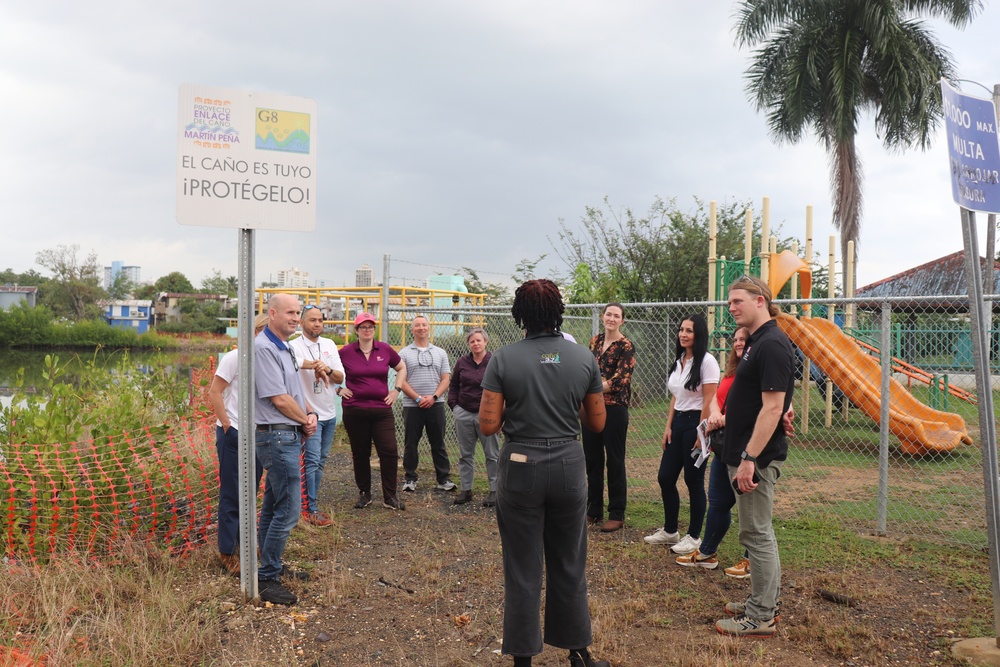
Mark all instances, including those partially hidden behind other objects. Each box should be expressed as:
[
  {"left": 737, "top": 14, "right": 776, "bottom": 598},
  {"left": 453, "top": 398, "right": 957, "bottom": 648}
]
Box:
[{"left": 219, "top": 552, "right": 240, "bottom": 576}]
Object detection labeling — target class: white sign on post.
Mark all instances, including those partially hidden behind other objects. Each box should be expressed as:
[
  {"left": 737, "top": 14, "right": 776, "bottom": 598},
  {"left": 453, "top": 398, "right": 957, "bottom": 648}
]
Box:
[{"left": 176, "top": 84, "right": 317, "bottom": 230}]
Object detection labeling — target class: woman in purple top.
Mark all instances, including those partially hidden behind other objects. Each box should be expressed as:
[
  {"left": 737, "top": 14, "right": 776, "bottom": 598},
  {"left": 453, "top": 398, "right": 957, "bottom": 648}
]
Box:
[
  {"left": 448, "top": 327, "right": 500, "bottom": 507},
  {"left": 336, "top": 312, "right": 408, "bottom": 511}
]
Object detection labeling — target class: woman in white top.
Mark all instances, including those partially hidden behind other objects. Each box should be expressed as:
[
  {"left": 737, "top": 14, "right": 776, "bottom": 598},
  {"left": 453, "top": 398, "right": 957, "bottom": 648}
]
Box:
[{"left": 644, "top": 313, "right": 720, "bottom": 556}]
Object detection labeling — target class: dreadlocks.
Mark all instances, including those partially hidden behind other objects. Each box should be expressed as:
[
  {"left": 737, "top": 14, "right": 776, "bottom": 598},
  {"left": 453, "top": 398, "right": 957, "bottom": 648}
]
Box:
[{"left": 511, "top": 279, "right": 564, "bottom": 333}]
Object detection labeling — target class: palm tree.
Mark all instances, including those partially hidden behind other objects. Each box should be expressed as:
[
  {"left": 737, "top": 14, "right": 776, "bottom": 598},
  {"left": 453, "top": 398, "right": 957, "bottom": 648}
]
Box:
[{"left": 735, "top": 0, "right": 982, "bottom": 290}]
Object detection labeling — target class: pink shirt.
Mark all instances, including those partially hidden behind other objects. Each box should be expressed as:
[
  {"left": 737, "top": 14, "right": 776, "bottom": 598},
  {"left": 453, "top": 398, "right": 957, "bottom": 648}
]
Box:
[{"left": 340, "top": 341, "right": 402, "bottom": 410}]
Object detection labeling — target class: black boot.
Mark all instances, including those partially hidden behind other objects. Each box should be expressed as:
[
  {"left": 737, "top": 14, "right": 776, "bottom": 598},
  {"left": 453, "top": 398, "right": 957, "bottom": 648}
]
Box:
[
  {"left": 568, "top": 648, "right": 610, "bottom": 667},
  {"left": 513, "top": 657, "right": 532, "bottom": 667}
]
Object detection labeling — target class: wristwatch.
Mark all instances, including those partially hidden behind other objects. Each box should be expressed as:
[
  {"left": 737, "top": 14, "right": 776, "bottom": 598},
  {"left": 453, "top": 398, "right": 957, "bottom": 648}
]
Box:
[
  {"left": 741, "top": 450, "right": 758, "bottom": 463},
  {"left": 432, "top": 394, "right": 439, "bottom": 401},
  {"left": 394, "top": 385, "right": 402, "bottom": 392}
]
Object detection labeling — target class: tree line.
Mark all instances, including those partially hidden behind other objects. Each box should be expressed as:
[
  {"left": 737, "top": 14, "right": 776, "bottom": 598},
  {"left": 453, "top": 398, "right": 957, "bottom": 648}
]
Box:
[{"left": 0, "top": 245, "right": 238, "bottom": 335}]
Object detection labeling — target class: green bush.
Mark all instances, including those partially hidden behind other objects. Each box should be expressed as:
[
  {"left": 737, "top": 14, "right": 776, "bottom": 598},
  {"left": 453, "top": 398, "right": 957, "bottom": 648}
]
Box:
[
  {"left": 0, "top": 306, "right": 177, "bottom": 349},
  {"left": 0, "top": 302, "right": 54, "bottom": 346}
]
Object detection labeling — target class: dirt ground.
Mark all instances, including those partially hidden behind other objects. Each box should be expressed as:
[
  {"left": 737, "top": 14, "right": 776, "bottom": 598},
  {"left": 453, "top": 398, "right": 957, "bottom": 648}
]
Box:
[{"left": 200, "top": 448, "right": 983, "bottom": 667}]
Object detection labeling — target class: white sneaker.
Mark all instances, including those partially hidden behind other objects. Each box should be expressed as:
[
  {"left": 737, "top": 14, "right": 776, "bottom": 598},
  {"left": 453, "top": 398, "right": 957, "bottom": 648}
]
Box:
[
  {"left": 435, "top": 480, "right": 457, "bottom": 491},
  {"left": 402, "top": 480, "right": 417, "bottom": 492},
  {"left": 643, "top": 528, "right": 680, "bottom": 545},
  {"left": 670, "top": 534, "right": 702, "bottom": 555}
]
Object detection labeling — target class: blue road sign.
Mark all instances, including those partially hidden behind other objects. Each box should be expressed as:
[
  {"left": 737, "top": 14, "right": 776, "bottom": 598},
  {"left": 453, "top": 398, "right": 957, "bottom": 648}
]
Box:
[{"left": 941, "top": 79, "right": 1000, "bottom": 214}]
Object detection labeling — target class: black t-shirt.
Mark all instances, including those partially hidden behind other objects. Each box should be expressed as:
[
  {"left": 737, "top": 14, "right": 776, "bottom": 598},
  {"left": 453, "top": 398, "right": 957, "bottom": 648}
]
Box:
[{"left": 721, "top": 319, "right": 794, "bottom": 468}]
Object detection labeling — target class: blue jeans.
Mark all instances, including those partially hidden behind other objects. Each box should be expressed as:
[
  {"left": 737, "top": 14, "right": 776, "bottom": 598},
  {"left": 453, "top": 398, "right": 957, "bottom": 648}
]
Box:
[
  {"left": 216, "top": 426, "right": 263, "bottom": 555},
  {"left": 256, "top": 429, "right": 303, "bottom": 580},
  {"left": 700, "top": 453, "right": 736, "bottom": 555},
  {"left": 303, "top": 418, "right": 336, "bottom": 514}
]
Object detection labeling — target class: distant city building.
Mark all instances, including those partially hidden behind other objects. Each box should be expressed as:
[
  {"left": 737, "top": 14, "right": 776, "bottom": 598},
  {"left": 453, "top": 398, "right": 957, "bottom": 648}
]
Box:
[
  {"left": 355, "top": 263, "right": 374, "bottom": 287},
  {"left": 104, "top": 261, "right": 141, "bottom": 289},
  {"left": 277, "top": 267, "right": 309, "bottom": 288}
]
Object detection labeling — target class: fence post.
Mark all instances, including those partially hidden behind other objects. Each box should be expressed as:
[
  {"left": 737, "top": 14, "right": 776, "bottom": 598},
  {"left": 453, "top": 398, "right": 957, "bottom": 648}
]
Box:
[{"left": 877, "top": 301, "right": 891, "bottom": 536}]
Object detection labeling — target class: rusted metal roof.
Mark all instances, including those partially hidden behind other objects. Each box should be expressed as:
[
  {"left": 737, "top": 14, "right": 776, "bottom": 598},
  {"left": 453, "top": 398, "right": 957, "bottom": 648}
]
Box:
[{"left": 855, "top": 250, "right": 1000, "bottom": 311}]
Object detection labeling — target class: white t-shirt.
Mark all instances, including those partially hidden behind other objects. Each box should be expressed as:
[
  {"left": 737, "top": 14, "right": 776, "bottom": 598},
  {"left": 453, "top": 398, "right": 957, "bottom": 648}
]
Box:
[
  {"left": 215, "top": 349, "right": 240, "bottom": 429},
  {"left": 289, "top": 334, "right": 345, "bottom": 421},
  {"left": 667, "top": 352, "right": 721, "bottom": 412}
]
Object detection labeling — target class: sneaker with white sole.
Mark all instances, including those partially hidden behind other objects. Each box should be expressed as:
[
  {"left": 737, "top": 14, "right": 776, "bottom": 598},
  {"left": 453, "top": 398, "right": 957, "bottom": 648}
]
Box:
[
  {"left": 643, "top": 528, "right": 680, "bottom": 545},
  {"left": 383, "top": 496, "right": 406, "bottom": 510},
  {"left": 401, "top": 480, "right": 417, "bottom": 492},
  {"left": 670, "top": 534, "right": 701, "bottom": 554},
  {"left": 724, "top": 557, "right": 751, "bottom": 579},
  {"left": 715, "top": 613, "right": 776, "bottom": 637},
  {"left": 725, "top": 599, "right": 780, "bottom": 620},
  {"left": 435, "top": 480, "right": 457, "bottom": 491},
  {"left": 675, "top": 550, "right": 718, "bottom": 569},
  {"left": 354, "top": 492, "right": 372, "bottom": 509}
]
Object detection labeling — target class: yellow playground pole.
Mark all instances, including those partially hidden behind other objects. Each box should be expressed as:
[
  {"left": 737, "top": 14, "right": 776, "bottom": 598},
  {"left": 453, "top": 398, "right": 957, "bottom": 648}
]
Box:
[
  {"left": 825, "top": 236, "right": 836, "bottom": 428},
  {"left": 842, "top": 239, "right": 855, "bottom": 420},
  {"left": 708, "top": 200, "right": 717, "bottom": 333},
  {"left": 744, "top": 209, "right": 753, "bottom": 271},
  {"left": 760, "top": 197, "right": 771, "bottom": 281},
  {"left": 801, "top": 206, "right": 814, "bottom": 434}
]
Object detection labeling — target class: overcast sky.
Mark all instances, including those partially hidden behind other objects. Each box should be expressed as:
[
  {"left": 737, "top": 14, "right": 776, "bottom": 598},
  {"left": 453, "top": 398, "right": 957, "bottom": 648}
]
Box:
[{"left": 2, "top": 1, "right": 998, "bottom": 295}]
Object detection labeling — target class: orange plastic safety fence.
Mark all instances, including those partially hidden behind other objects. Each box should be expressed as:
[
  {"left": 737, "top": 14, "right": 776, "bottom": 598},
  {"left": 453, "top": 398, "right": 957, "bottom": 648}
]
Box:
[{"left": 0, "top": 417, "right": 219, "bottom": 564}]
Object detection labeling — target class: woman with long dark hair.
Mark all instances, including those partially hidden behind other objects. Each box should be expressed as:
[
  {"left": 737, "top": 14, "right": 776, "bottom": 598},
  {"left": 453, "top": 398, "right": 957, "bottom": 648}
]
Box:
[
  {"left": 479, "top": 279, "right": 610, "bottom": 667},
  {"left": 644, "top": 313, "right": 719, "bottom": 556},
  {"left": 675, "top": 326, "right": 749, "bottom": 575}
]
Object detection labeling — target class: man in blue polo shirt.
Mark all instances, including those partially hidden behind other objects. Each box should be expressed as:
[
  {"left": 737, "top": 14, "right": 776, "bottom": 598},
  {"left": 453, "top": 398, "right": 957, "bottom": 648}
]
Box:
[{"left": 255, "top": 294, "right": 318, "bottom": 606}]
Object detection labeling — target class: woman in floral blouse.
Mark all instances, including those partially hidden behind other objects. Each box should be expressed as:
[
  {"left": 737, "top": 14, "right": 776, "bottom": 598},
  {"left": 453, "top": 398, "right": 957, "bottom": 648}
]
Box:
[{"left": 582, "top": 303, "right": 636, "bottom": 533}]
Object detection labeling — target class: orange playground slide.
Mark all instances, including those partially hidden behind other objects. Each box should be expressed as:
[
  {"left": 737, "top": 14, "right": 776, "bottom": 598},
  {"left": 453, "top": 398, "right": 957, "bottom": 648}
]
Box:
[{"left": 777, "top": 313, "right": 974, "bottom": 455}]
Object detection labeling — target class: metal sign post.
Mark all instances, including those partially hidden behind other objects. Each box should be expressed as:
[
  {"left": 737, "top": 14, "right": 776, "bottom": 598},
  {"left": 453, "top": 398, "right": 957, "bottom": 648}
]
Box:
[
  {"left": 236, "top": 229, "right": 257, "bottom": 598},
  {"left": 942, "top": 78, "right": 1000, "bottom": 647}
]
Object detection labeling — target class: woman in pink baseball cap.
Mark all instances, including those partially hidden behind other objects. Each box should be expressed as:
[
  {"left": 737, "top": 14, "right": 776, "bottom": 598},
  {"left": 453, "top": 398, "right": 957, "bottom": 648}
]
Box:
[{"left": 336, "top": 312, "right": 409, "bottom": 511}]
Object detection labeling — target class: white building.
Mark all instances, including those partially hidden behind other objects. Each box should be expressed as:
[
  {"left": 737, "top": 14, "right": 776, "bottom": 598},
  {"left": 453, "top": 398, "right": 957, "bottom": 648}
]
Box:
[
  {"left": 104, "top": 261, "right": 141, "bottom": 289},
  {"left": 276, "top": 267, "right": 309, "bottom": 288},
  {"left": 355, "top": 263, "right": 374, "bottom": 287}
]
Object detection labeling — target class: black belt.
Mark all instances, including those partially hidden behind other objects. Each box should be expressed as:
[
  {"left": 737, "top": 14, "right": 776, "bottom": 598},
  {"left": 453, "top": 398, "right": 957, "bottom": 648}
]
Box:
[
  {"left": 505, "top": 437, "right": 578, "bottom": 445},
  {"left": 257, "top": 424, "right": 302, "bottom": 433}
]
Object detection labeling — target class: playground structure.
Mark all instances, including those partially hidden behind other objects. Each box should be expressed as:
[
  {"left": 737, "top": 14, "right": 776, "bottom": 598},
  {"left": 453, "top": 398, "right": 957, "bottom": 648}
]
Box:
[
  {"left": 254, "top": 284, "right": 487, "bottom": 345},
  {"left": 706, "top": 198, "right": 973, "bottom": 455}
]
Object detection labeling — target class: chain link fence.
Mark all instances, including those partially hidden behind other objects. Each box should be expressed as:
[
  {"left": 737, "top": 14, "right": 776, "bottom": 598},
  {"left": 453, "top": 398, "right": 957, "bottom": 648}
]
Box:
[{"left": 382, "top": 295, "right": 993, "bottom": 547}]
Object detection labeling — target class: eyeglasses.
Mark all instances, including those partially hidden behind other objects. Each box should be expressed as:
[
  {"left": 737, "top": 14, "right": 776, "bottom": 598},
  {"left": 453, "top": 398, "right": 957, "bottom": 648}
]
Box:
[
  {"left": 287, "top": 347, "right": 299, "bottom": 371},
  {"left": 357, "top": 324, "right": 375, "bottom": 332},
  {"left": 417, "top": 348, "right": 434, "bottom": 367}
]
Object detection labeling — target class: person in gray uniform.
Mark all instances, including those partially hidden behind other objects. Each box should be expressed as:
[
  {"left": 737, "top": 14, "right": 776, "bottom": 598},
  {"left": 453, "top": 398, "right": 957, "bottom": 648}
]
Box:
[{"left": 480, "top": 279, "right": 611, "bottom": 667}]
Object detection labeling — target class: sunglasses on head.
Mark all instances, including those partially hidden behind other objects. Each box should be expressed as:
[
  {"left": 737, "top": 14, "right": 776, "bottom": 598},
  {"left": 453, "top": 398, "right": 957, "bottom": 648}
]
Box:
[{"left": 734, "top": 275, "right": 765, "bottom": 296}]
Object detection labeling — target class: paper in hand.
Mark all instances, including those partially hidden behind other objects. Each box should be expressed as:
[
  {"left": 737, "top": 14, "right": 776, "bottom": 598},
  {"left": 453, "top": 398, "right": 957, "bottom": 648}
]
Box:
[{"left": 693, "top": 420, "right": 711, "bottom": 468}]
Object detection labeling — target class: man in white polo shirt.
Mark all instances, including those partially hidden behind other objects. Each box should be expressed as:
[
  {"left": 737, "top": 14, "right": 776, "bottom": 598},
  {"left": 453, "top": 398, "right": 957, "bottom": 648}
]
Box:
[{"left": 398, "top": 315, "right": 455, "bottom": 492}]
